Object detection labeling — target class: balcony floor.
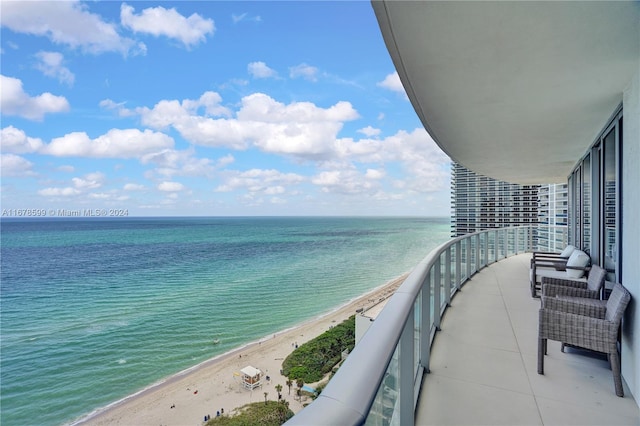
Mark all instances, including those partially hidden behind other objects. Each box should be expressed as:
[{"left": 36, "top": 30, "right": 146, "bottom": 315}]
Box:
[{"left": 415, "top": 254, "right": 640, "bottom": 425}]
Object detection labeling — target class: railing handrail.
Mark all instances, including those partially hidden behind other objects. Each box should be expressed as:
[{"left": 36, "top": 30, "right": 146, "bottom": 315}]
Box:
[{"left": 286, "top": 225, "right": 566, "bottom": 425}]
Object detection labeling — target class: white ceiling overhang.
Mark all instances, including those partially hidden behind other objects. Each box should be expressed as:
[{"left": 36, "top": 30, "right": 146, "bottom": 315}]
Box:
[{"left": 372, "top": 1, "right": 639, "bottom": 184}]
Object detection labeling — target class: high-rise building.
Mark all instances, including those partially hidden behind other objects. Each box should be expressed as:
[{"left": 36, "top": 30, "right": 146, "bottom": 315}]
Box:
[
  {"left": 537, "top": 183, "right": 569, "bottom": 252},
  {"left": 451, "top": 162, "right": 539, "bottom": 237}
]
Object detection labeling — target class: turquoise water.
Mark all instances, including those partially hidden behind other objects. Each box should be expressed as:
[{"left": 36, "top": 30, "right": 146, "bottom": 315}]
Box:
[{"left": 0, "top": 217, "right": 450, "bottom": 425}]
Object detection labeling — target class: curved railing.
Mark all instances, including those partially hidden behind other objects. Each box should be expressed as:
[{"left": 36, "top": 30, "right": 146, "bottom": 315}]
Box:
[{"left": 285, "top": 225, "right": 563, "bottom": 425}]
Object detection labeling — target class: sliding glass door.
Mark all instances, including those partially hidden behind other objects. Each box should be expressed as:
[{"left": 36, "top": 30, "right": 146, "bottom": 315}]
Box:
[{"left": 568, "top": 109, "right": 622, "bottom": 283}]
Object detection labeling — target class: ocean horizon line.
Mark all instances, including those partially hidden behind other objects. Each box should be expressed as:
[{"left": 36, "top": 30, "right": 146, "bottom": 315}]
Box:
[{"left": 1, "top": 214, "right": 450, "bottom": 221}]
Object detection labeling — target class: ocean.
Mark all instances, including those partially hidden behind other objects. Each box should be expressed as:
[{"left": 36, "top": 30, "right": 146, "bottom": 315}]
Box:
[{"left": 0, "top": 217, "right": 450, "bottom": 426}]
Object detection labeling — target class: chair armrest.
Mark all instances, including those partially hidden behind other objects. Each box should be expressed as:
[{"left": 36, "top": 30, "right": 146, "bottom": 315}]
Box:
[
  {"left": 532, "top": 259, "right": 567, "bottom": 271},
  {"left": 532, "top": 257, "right": 567, "bottom": 265},
  {"left": 533, "top": 253, "right": 566, "bottom": 260},
  {"left": 565, "top": 265, "right": 591, "bottom": 272},
  {"left": 541, "top": 276, "right": 588, "bottom": 289},
  {"left": 541, "top": 296, "right": 606, "bottom": 318},
  {"left": 542, "top": 284, "right": 599, "bottom": 299}
]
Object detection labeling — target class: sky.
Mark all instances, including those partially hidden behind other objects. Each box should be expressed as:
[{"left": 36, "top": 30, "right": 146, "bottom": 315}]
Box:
[{"left": 0, "top": 1, "right": 452, "bottom": 217}]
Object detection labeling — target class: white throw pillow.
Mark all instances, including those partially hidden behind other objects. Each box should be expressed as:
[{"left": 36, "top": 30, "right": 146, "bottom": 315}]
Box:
[
  {"left": 560, "top": 245, "right": 576, "bottom": 258},
  {"left": 565, "top": 250, "right": 590, "bottom": 278}
]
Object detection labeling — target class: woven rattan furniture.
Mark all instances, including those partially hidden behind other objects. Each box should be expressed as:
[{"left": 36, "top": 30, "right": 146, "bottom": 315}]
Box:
[
  {"left": 530, "top": 249, "right": 591, "bottom": 297},
  {"left": 538, "top": 283, "right": 631, "bottom": 396},
  {"left": 541, "top": 264, "right": 607, "bottom": 300}
]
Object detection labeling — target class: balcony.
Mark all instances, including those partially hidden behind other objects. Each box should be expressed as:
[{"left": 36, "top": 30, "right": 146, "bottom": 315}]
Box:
[
  {"left": 286, "top": 226, "right": 639, "bottom": 425},
  {"left": 415, "top": 253, "right": 638, "bottom": 425}
]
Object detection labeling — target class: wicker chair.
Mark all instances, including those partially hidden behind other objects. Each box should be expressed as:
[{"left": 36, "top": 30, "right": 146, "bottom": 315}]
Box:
[
  {"left": 538, "top": 283, "right": 631, "bottom": 396},
  {"left": 541, "top": 264, "right": 607, "bottom": 300}
]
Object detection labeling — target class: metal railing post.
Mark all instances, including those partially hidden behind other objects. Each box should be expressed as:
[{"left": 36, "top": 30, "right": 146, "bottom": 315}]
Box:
[
  {"left": 421, "top": 271, "right": 431, "bottom": 373},
  {"left": 474, "top": 234, "right": 480, "bottom": 272},
  {"left": 444, "top": 248, "right": 452, "bottom": 305},
  {"left": 433, "top": 258, "right": 442, "bottom": 330},
  {"left": 483, "top": 232, "right": 488, "bottom": 267},
  {"left": 455, "top": 241, "right": 461, "bottom": 290},
  {"left": 399, "top": 313, "right": 414, "bottom": 426},
  {"left": 466, "top": 237, "right": 471, "bottom": 279}
]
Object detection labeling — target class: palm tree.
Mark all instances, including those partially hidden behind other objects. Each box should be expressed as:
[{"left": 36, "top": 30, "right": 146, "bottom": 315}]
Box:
[
  {"left": 263, "top": 391, "right": 268, "bottom": 405},
  {"left": 296, "top": 379, "right": 304, "bottom": 401},
  {"left": 275, "top": 384, "right": 283, "bottom": 400},
  {"left": 286, "top": 379, "right": 293, "bottom": 395}
]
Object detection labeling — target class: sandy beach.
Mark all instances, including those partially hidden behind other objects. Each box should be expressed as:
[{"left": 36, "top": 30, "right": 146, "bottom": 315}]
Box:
[{"left": 77, "top": 274, "right": 406, "bottom": 426}]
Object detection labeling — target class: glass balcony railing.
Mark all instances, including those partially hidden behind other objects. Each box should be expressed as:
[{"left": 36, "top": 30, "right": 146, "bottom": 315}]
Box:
[{"left": 286, "top": 225, "right": 566, "bottom": 426}]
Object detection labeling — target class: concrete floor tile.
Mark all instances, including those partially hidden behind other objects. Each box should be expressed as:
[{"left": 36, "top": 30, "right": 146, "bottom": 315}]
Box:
[
  {"left": 416, "top": 374, "right": 541, "bottom": 425},
  {"left": 417, "top": 254, "right": 640, "bottom": 426}
]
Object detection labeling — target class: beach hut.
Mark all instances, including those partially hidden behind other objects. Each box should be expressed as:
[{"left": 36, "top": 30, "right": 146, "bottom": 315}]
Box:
[{"left": 240, "top": 366, "right": 262, "bottom": 390}]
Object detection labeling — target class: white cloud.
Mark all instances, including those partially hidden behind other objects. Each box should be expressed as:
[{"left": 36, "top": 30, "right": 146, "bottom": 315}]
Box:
[
  {"left": 310, "top": 128, "right": 450, "bottom": 196},
  {"left": 374, "top": 128, "right": 450, "bottom": 192},
  {"left": 232, "top": 13, "right": 261, "bottom": 24},
  {"left": 120, "top": 3, "right": 214, "bottom": 49},
  {"left": 38, "top": 172, "right": 106, "bottom": 198},
  {"left": 264, "top": 186, "right": 285, "bottom": 195},
  {"left": 141, "top": 148, "right": 217, "bottom": 178},
  {"left": 158, "top": 181, "right": 185, "bottom": 192},
  {"left": 365, "top": 169, "right": 385, "bottom": 179},
  {"left": 248, "top": 61, "right": 277, "bottom": 79},
  {"left": 1, "top": 126, "right": 44, "bottom": 153},
  {"left": 1, "top": 1, "right": 144, "bottom": 55},
  {"left": 1, "top": 154, "right": 36, "bottom": 177},
  {"left": 289, "top": 63, "right": 319, "bottom": 82},
  {"left": 100, "top": 91, "right": 449, "bottom": 199},
  {"left": 134, "top": 91, "right": 231, "bottom": 130},
  {"left": 43, "top": 128, "right": 174, "bottom": 158},
  {"left": 124, "top": 183, "right": 145, "bottom": 191},
  {"left": 217, "top": 154, "right": 235, "bottom": 168},
  {"left": 215, "top": 169, "right": 304, "bottom": 195},
  {"left": 72, "top": 172, "right": 105, "bottom": 190},
  {"left": 358, "top": 126, "right": 381, "bottom": 137},
  {"left": 234, "top": 94, "right": 359, "bottom": 158},
  {"left": 312, "top": 169, "right": 377, "bottom": 195},
  {"left": 131, "top": 91, "right": 359, "bottom": 158},
  {"left": 58, "top": 165, "right": 75, "bottom": 173},
  {"left": 99, "top": 99, "right": 135, "bottom": 117},
  {"left": 88, "top": 192, "right": 111, "bottom": 200},
  {"left": 377, "top": 72, "right": 407, "bottom": 97},
  {"left": 34, "top": 51, "right": 75, "bottom": 86},
  {"left": 0, "top": 75, "right": 70, "bottom": 121},
  {"left": 38, "top": 187, "right": 81, "bottom": 197}
]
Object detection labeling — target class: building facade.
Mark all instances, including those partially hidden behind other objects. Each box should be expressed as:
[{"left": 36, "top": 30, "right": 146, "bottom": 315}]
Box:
[
  {"left": 451, "top": 162, "right": 540, "bottom": 236},
  {"left": 537, "top": 183, "right": 569, "bottom": 252}
]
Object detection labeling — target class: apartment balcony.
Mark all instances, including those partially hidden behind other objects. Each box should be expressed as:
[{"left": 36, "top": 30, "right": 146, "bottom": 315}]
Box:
[
  {"left": 286, "top": 226, "right": 639, "bottom": 425},
  {"left": 416, "top": 253, "right": 638, "bottom": 425}
]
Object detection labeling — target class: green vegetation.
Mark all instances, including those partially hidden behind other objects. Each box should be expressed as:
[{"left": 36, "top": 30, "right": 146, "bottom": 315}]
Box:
[
  {"left": 282, "top": 315, "right": 355, "bottom": 383},
  {"left": 205, "top": 401, "right": 294, "bottom": 426}
]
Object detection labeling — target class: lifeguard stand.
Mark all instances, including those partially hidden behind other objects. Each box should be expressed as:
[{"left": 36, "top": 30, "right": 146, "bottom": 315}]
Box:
[{"left": 240, "top": 366, "right": 262, "bottom": 390}]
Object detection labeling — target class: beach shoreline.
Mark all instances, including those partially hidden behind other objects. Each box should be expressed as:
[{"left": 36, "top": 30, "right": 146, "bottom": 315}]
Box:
[{"left": 73, "top": 273, "right": 407, "bottom": 426}]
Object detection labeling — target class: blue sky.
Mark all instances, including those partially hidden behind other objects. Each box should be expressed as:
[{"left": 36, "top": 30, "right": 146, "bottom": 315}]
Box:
[{"left": 1, "top": 1, "right": 452, "bottom": 217}]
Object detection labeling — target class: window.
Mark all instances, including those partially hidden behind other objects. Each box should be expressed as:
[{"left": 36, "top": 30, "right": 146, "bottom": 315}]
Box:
[
  {"left": 568, "top": 109, "right": 622, "bottom": 282},
  {"left": 582, "top": 154, "right": 591, "bottom": 253}
]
